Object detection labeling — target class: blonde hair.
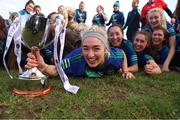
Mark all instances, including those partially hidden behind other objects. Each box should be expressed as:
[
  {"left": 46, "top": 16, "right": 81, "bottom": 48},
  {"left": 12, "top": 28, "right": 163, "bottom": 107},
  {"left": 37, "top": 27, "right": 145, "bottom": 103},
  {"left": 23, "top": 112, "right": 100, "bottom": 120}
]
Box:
[
  {"left": 147, "top": 8, "right": 167, "bottom": 29},
  {"left": 77, "top": 23, "right": 89, "bottom": 32},
  {"left": 57, "top": 5, "right": 68, "bottom": 23},
  {"left": 80, "top": 25, "right": 109, "bottom": 51},
  {"left": 97, "top": 5, "right": 104, "bottom": 12},
  {"left": 67, "top": 21, "right": 79, "bottom": 31},
  {"left": 134, "top": 0, "right": 139, "bottom": 4}
]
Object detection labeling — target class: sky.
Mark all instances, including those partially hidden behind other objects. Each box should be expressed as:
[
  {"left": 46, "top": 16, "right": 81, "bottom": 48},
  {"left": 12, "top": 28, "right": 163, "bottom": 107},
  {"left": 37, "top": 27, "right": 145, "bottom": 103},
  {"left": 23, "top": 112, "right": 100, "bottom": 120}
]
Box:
[{"left": 0, "top": 0, "right": 177, "bottom": 26}]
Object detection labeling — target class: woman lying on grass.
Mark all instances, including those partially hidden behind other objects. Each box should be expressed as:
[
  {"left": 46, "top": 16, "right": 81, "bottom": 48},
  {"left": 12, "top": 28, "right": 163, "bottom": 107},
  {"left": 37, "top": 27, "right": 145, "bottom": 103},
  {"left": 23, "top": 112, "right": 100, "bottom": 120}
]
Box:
[
  {"left": 25, "top": 25, "right": 134, "bottom": 79},
  {"left": 133, "top": 30, "right": 162, "bottom": 74},
  {"left": 143, "top": 8, "right": 176, "bottom": 72},
  {"left": 150, "top": 26, "right": 169, "bottom": 69}
]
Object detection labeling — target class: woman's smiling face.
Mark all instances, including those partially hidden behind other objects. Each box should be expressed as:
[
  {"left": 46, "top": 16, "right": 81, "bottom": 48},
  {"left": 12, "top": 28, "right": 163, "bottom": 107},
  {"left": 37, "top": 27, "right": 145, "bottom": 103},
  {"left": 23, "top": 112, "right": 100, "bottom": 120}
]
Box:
[
  {"left": 26, "top": 3, "right": 34, "bottom": 13},
  {"left": 108, "top": 26, "right": 123, "bottom": 48},
  {"left": 133, "top": 34, "right": 148, "bottom": 53},
  {"left": 152, "top": 29, "right": 165, "bottom": 48},
  {"left": 148, "top": 12, "right": 161, "bottom": 28},
  {"left": 82, "top": 37, "right": 106, "bottom": 68}
]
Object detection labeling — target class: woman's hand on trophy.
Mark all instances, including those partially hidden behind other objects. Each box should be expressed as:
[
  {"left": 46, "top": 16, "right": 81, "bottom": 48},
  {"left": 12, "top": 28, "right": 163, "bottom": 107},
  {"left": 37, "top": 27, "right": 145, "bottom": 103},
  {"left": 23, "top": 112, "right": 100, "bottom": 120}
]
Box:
[{"left": 25, "top": 48, "right": 48, "bottom": 72}]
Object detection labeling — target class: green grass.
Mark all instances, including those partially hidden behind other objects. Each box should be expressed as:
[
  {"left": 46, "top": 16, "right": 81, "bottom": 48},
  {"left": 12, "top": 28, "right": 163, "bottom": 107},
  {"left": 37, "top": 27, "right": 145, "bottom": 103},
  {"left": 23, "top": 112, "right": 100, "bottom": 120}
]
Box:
[{"left": 0, "top": 68, "right": 179, "bottom": 119}]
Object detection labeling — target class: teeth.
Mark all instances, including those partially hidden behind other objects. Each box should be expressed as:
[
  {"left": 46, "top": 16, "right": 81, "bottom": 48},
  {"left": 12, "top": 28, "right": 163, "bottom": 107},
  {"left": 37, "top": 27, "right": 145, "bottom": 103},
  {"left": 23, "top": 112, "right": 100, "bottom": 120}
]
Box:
[
  {"left": 89, "top": 58, "right": 96, "bottom": 62},
  {"left": 153, "top": 39, "right": 159, "bottom": 43},
  {"left": 135, "top": 46, "right": 140, "bottom": 49}
]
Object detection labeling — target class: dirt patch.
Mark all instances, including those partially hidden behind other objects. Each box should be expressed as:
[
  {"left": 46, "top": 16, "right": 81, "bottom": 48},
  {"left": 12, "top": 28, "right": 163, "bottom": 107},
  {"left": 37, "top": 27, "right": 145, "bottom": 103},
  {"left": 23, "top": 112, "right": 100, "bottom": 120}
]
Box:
[
  {"left": 88, "top": 104, "right": 104, "bottom": 114},
  {"left": 69, "top": 105, "right": 80, "bottom": 113},
  {"left": 14, "top": 101, "right": 37, "bottom": 119},
  {"left": 0, "top": 103, "right": 10, "bottom": 119},
  {"left": 103, "top": 91, "right": 128, "bottom": 101}
]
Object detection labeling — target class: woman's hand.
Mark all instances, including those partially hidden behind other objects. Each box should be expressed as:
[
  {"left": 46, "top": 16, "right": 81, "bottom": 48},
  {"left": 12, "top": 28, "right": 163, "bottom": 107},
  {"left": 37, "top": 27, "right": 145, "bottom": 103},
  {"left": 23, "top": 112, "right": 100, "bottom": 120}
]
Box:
[
  {"left": 144, "top": 63, "right": 154, "bottom": 74},
  {"left": 122, "top": 71, "right": 135, "bottom": 79},
  {"left": 145, "top": 61, "right": 162, "bottom": 74},
  {"left": 25, "top": 48, "right": 47, "bottom": 72},
  {"left": 162, "top": 64, "right": 170, "bottom": 72}
]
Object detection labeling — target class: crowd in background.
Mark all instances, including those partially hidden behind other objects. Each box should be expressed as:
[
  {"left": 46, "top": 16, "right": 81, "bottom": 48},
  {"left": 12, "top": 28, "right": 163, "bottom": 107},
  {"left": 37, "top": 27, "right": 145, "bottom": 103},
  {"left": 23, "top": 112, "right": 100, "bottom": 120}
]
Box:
[{"left": 0, "top": 0, "right": 180, "bottom": 79}]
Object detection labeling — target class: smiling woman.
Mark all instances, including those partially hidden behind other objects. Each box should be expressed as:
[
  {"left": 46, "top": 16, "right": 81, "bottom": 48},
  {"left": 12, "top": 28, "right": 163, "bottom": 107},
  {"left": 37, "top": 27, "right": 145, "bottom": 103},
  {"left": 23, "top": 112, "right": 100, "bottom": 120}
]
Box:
[{"left": 25, "top": 25, "right": 135, "bottom": 79}]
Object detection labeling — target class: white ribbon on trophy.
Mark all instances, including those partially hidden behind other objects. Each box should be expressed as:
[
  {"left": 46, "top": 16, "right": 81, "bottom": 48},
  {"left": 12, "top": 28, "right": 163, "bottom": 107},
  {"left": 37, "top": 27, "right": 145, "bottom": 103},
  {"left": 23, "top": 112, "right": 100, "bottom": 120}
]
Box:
[
  {"left": 3, "top": 15, "right": 22, "bottom": 79},
  {"left": 53, "top": 16, "right": 80, "bottom": 94}
]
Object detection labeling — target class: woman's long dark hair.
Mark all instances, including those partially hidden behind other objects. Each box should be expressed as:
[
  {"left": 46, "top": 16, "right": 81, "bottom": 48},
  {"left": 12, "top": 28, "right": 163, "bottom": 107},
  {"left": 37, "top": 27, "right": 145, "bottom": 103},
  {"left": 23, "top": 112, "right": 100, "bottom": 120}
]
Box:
[{"left": 24, "top": 0, "right": 35, "bottom": 9}]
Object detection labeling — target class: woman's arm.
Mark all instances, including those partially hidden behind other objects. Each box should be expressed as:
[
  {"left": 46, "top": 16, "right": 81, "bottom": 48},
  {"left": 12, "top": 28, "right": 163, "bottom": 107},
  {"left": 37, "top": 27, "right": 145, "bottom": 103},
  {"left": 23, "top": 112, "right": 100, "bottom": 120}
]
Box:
[
  {"left": 177, "top": 24, "right": 180, "bottom": 33},
  {"left": 102, "top": 13, "right": 108, "bottom": 21},
  {"left": 144, "top": 60, "right": 162, "bottom": 74},
  {"left": 41, "top": 64, "right": 58, "bottom": 76},
  {"left": 162, "top": 36, "right": 176, "bottom": 71},
  {"left": 25, "top": 48, "right": 58, "bottom": 76},
  {"left": 128, "top": 64, "right": 139, "bottom": 72},
  {"left": 121, "top": 51, "right": 135, "bottom": 79},
  {"left": 106, "top": 15, "right": 112, "bottom": 26}
]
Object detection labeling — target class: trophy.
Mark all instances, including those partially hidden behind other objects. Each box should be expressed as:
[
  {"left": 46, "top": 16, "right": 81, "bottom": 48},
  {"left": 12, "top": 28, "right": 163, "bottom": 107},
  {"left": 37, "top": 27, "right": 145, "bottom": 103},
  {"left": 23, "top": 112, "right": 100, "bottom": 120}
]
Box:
[
  {"left": 4, "top": 14, "right": 79, "bottom": 95},
  {"left": 9, "top": 15, "right": 53, "bottom": 96},
  {"left": 18, "top": 15, "right": 50, "bottom": 81}
]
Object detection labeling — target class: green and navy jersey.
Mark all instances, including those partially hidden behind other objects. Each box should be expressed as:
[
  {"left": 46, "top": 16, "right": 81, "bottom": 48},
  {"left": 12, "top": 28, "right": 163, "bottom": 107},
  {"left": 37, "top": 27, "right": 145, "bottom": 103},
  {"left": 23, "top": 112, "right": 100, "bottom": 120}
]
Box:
[
  {"left": 137, "top": 52, "right": 153, "bottom": 68},
  {"left": 119, "top": 39, "right": 138, "bottom": 67},
  {"left": 61, "top": 47, "right": 124, "bottom": 77},
  {"left": 124, "top": 7, "right": 141, "bottom": 31},
  {"left": 74, "top": 9, "right": 87, "bottom": 23},
  {"left": 143, "top": 22, "right": 176, "bottom": 38},
  {"left": 106, "top": 11, "right": 124, "bottom": 26},
  {"left": 92, "top": 13, "right": 106, "bottom": 27},
  {"left": 150, "top": 45, "right": 169, "bottom": 65}
]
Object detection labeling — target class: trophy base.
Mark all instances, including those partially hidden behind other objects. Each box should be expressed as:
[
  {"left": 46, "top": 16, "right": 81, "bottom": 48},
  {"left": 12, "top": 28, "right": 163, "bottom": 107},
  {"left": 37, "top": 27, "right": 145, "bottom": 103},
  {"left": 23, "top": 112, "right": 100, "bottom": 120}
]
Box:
[
  {"left": 12, "top": 85, "right": 52, "bottom": 97},
  {"left": 18, "top": 67, "right": 46, "bottom": 80},
  {"left": 12, "top": 67, "right": 51, "bottom": 97}
]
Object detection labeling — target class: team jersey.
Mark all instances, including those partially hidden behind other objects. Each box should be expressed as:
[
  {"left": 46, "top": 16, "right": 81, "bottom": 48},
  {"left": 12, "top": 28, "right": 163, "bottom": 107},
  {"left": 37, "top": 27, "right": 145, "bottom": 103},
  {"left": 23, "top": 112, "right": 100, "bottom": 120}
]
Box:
[
  {"left": 106, "top": 11, "right": 124, "bottom": 26},
  {"left": 61, "top": 47, "right": 124, "bottom": 77},
  {"left": 74, "top": 9, "right": 87, "bottom": 23},
  {"left": 150, "top": 45, "right": 169, "bottom": 65},
  {"left": 137, "top": 52, "right": 153, "bottom": 68},
  {"left": 92, "top": 13, "right": 106, "bottom": 27}
]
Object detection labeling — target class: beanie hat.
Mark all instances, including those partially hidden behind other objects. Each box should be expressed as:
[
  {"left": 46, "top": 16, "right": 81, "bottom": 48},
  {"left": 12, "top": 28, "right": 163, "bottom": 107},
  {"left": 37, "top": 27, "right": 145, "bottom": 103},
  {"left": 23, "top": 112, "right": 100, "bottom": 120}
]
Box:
[{"left": 113, "top": 1, "right": 119, "bottom": 8}]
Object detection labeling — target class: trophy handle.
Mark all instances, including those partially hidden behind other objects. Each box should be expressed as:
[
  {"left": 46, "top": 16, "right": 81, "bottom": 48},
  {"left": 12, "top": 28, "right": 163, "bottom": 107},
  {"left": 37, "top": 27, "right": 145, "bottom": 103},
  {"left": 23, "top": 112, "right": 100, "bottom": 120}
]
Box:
[{"left": 31, "top": 46, "right": 38, "bottom": 55}]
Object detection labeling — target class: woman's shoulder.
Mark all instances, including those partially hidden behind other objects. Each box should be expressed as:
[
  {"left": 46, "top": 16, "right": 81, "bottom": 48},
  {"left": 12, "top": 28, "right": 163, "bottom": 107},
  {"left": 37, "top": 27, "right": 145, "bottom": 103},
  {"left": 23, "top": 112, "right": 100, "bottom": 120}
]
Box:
[
  {"left": 123, "top": 39, "right": 133, "bottom": 46},
  {"left": 160, "top": 45, "right": 169, "bottom": 53},
  {"left": 109, "top": 47, "right": 124, "bottom": 58},
  {"left": 19, "top": 9, "right": 29, "bottom": 15},
  {"left": 138, "top": 52, "right": 153, "bottom": 59},
  {"left": 166, "top": 21, "right": 176, "bottom": 36},
  {"left": 117, "top": 11, "right": 124, "bottom": 16},
  {"left": 143, "top": 24, "right": 151, "bottom": 30},
  {"left": 122, "top": 40, "right": 136, "bottom": 53},
  {"left": 64, "top": 48, "right": 83, "bottom": 59},
  {"left": 166, "top": 21, "right": 174, "bottom": 27},
  {"left": 143, "top": 54, "right": 154, "bottom": 61}
]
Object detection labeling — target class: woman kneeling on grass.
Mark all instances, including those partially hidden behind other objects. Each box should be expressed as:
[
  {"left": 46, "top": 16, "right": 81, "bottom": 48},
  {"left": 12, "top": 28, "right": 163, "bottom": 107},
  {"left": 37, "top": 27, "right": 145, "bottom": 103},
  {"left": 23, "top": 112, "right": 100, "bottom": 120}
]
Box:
[
  {"left": 25, "top": 25, "right": 134, "bottom": 79},
  {"left": 133, "top": 30, "right": 162, "bottom": 74}
]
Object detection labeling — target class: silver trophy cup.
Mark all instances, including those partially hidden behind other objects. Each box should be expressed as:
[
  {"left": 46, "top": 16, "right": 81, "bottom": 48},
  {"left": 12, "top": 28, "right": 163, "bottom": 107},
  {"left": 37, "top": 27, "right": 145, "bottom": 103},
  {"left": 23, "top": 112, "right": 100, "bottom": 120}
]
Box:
[{"left": 19, "top": 15, "right": 51, "bottom": 81}]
